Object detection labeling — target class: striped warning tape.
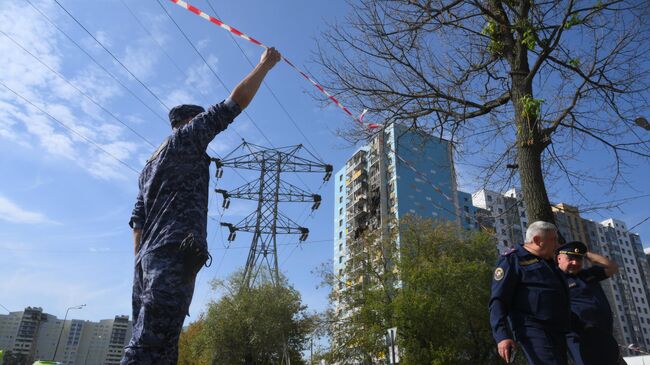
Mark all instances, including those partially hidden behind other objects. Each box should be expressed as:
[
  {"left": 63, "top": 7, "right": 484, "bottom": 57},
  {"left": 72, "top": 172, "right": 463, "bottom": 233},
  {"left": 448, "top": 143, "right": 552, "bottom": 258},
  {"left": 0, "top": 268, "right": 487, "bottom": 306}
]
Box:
[{"left": 168, "top": 0, "right": 377, "bottom": 128}]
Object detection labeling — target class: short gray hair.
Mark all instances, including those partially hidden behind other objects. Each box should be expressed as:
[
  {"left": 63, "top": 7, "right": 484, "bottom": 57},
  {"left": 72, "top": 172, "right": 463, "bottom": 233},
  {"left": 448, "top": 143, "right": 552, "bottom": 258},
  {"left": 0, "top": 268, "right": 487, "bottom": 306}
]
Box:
[{"left": 525, "top": 221, "right": 557, "bottom": 243}]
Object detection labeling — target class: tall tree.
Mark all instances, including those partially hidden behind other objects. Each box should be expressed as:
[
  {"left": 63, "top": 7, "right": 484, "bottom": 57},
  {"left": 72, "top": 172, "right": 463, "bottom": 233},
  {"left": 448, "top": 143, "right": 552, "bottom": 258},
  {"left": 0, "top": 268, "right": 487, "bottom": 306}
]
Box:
[
  {"left": 178, "top": 318, "right": 210, "bottom": 365},
  {"left": 318, "top": 217, "right": 516, "bottom": 364},
  {"left": 191, "top": 271, "right": 315, "bottom": 365},
  {"left": 316, "top": 0, "right": 650, "bottom": 223},
  {"left": 395, "top": 218, "right": 508, "bottom": 364}
]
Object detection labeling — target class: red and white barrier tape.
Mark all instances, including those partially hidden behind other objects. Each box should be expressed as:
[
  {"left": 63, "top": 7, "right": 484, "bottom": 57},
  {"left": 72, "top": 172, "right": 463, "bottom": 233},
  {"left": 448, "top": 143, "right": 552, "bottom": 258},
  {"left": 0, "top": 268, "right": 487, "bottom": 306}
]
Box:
[{"left": 169, "top": 0, "right": 378, "bottom": 128}]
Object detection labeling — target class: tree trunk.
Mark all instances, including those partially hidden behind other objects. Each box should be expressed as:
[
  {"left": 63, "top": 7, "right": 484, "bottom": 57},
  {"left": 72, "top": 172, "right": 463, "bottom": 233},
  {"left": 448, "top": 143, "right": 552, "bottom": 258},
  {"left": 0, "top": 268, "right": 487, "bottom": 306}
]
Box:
[
  {"left": 517, "top": 144, "right": 555, "bottom": 224},
  {"left": 507, "top": 1, "right": 556, "bottom": 227},
  {"left": 511, "top": 76, "right": 555, "bottom": 225}
]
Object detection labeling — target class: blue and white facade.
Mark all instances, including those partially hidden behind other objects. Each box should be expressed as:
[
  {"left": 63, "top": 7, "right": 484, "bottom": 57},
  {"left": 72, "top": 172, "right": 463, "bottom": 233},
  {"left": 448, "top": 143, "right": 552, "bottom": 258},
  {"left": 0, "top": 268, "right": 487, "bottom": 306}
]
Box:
[{"left": 333, "top": 123, "right": 471, "bottom": 309}]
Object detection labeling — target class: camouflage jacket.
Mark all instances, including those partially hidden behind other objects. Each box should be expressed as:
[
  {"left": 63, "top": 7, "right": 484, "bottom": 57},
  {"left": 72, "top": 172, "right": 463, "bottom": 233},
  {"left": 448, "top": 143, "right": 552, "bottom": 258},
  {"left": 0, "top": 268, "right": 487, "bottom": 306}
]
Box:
[{"left": 129, "top": 99, "right": 241, "bottom": 262}]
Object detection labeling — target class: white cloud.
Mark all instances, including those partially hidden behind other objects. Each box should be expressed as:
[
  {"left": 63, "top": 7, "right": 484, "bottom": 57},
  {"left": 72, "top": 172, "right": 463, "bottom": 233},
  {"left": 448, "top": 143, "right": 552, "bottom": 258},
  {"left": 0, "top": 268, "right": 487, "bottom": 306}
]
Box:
[
  {"left": 0, "top": 195, "right": 57, "bottom": 224},
  {"left": 0, "top": 0, "right": 156, "bottom": 181}
]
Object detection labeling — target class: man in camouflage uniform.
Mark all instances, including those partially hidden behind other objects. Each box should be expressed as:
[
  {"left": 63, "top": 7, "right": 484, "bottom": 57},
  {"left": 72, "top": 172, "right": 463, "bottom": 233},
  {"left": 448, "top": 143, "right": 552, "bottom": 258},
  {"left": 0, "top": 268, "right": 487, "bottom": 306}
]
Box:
[{"left": 121, "top": 47, "right": 281, "bottom": 365}]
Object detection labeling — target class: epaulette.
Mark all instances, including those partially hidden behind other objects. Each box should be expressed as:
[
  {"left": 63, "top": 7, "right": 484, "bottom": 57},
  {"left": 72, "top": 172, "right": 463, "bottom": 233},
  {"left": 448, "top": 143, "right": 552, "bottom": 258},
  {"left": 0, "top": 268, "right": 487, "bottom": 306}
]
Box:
[
  {"left": 519, "top": 258, "right": 540, "bottom": 266},
  {"left": 501, "top": 247, "right": 516, "bottom": 256}
]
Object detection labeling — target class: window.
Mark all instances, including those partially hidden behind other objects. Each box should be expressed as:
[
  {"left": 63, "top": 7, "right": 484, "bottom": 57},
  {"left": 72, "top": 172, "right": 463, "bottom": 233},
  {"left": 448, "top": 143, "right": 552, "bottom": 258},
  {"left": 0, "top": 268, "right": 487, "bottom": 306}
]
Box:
[
  {"left": 339, "top": 208, "right": 343, "bottom": 215},
  {"left": 339, "top": 174, "right": 343, "bottom": 181},
  {"left": 487, "top": 195, "right": 493, "bottom": 202},
  {"left": 500, "top": 218, "right": 505, "bottom": 224},
  {"left": 339, "top": 185, "right": 343, "bottom": 192},
  {"left": 339, "top": 196, "right": 343, "bottom": 203},
  {"left": 339, "top": 231, "right": 343, "bottom": 239},
  {"left": 339, "top": 219, "right": 343, "bottom": 227},
  {"left": 339, "top": 256, "right": 343, "bottom": 263},
  {"left": 498, "top": 208, "right": 503, "bottom": 213},
  {"left": 339, "top": 244, "right": 342, "bottom": 252}
]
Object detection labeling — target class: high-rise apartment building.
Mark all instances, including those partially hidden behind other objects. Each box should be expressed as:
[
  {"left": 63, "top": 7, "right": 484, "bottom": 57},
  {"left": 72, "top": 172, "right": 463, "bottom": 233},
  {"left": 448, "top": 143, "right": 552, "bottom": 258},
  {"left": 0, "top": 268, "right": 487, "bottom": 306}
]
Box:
[
  {"left": 472, "top": 188, "right": 650, "bottom": 354},
  {"left": 333, "top": 123, "right": 464, "bottom": 305},
  {"left": 0, "top": 308, "right": 131, "bottom": 364},
  {"left": 471, "top": 187, "right": 528, "bottom": 252},
  {"left": 582, "top": 218, "right": 650, "bottom": 353}
]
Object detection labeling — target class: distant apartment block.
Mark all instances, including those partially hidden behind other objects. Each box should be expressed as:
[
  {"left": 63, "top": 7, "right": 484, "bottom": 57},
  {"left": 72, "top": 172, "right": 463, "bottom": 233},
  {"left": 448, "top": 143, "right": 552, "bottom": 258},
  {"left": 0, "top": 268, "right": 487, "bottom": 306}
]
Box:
[{"left": 0, "top": 307, "right": 131, "bottom": 365}]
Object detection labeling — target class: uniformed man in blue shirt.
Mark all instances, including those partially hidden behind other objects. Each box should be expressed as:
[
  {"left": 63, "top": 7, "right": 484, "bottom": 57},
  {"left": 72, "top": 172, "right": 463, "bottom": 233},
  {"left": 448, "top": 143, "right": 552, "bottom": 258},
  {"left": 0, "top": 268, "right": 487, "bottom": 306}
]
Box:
[
  {"left": 121, "top": 47, "right": 281, "bottom": 365},
  {"left": 489, "top": 221, "right": 570, "bottom": 365},
  {"left": 556, "top": 241, "right": 620, "bottom": 365}
]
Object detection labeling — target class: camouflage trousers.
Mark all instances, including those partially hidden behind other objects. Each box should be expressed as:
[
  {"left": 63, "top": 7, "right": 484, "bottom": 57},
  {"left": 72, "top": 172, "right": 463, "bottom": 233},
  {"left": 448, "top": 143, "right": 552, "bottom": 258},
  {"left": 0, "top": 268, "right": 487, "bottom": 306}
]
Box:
[{"left": 121, "top": 244, "right": 201, "bottom": 365}]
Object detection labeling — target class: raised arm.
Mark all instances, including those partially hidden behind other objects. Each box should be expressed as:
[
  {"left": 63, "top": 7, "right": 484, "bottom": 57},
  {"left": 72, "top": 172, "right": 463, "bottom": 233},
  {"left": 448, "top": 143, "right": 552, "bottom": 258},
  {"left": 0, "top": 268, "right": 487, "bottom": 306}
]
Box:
[
  {"left": 230, "top": 47, "right": 281, "bottom": 110},
  {"left": 586, "top": 251, "right": 619, "bottom": 277}
]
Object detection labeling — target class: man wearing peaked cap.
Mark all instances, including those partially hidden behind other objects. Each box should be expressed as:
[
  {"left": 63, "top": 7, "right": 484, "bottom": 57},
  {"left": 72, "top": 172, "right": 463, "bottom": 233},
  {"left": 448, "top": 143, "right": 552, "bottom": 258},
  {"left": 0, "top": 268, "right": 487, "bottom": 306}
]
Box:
[
  {"left": 556, "top": 241, "right": 621, "bottom": 365},
  {"left": 122, "top": 47, "right": 282, "bottom": 365}
]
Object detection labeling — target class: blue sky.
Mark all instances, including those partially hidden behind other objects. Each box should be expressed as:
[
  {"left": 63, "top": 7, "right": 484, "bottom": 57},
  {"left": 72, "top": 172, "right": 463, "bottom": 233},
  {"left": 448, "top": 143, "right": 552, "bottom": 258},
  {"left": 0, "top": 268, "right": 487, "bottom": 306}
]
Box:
[{"left": 0, "top": 0, "right": 648, "bottom": 326}]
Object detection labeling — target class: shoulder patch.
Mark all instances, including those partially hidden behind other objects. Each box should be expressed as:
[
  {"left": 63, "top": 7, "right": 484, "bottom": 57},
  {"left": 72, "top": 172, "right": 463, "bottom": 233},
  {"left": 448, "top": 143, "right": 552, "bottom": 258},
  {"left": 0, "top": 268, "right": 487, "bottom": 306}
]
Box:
[
  {"left": 494, "top": 267, "right": 505, "bottom": 281},
  {"left": 568, "top": 282, "right": 577, "bottom": 288},
  {"left": 519, "top": 258, "right": 540, "bottom": 266}
]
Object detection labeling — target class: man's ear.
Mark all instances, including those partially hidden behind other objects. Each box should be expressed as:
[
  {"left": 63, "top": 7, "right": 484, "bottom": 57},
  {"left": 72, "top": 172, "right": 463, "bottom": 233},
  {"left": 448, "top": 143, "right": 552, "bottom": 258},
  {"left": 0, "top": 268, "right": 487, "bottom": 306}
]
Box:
[{"left": 532, "top": 234, "right": 542, "bottom": 246}]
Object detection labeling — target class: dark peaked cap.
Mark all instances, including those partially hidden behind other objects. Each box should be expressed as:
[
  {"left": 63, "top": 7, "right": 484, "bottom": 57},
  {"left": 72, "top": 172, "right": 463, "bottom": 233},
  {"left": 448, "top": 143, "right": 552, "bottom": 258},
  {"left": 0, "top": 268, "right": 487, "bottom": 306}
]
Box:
[
  {"left": 556, "top": 241, "right": 588, "bottom": 257},
  {"left": 169, "top": 104, "right": 205, "bottom": 128}
]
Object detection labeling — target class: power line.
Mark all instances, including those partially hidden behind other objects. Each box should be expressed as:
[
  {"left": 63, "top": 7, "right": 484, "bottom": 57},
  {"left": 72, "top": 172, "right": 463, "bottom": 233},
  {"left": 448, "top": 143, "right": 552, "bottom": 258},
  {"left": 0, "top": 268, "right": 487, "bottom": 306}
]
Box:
[
  {"left": 112, "top": 2, "right": 256, "bottom": 190},
  {"left": 23, "top": 0, "right": 169, "bottom": 126},
  {"left": 203, "top": 0, "right": 325, "bottom": 164},
  {"left": 153, "top": 0, "right": 273, "bottom": 147},
  {"left": 51, "top": 0, "right": 171, "bottom": 111},
  {"left": 27, "top": 0, "right": 251, "bottom": 187},
  {"left": 629, "top": 216, "right": 650, "bottom": 232},
  {"left": 154, "top": 0, "right": 316, "bottom": 193},
  {"left": 0, "top": 81, "right": 140, "bottom": 174},
  {"left": 118, "top": 0, "right": 192, "bottom": 81},
  {"left": 0, "top": 28, "right": 156, "bottom": 149}
]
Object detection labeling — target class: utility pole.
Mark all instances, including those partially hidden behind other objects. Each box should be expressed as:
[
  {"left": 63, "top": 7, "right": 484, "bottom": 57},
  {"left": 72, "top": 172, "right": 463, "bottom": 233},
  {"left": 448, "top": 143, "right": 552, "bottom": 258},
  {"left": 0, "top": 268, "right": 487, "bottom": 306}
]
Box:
[
  {"left": 214, "top": 141, "right": 330, "bottom": 365},
  {"left": 215, "top": 141, "right": 331, "bottom": 287}
]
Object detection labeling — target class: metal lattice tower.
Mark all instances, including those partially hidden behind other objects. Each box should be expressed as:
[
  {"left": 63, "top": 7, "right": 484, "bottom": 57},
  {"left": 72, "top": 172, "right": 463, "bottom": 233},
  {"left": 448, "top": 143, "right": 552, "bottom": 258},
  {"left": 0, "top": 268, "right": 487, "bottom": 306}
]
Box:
[{"left": 212, "top": 141, "right": 332, "bottom": 287}]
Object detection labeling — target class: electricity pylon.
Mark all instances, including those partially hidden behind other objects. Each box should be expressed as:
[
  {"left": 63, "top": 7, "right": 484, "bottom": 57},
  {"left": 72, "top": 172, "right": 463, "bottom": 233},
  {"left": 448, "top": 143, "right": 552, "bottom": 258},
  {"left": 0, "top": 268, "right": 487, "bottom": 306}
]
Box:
[{"left": 213, "top": 141, "right": 332, "bottom": 288}]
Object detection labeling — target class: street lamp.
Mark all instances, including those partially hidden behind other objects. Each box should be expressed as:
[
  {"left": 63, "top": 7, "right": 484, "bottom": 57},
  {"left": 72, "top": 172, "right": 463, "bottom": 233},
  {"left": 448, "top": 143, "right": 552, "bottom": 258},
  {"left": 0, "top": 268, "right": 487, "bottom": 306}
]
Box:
[{"left": 53, "top": 304, "right": 86, "bottom": 361}]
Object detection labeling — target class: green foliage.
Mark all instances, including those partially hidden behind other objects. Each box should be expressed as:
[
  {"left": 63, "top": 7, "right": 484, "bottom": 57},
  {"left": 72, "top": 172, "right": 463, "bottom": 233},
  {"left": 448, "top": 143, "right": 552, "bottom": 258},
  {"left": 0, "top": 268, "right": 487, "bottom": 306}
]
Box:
[
  {"left": 178, "top": 319, "right": 210, "bottom": 365},
  {"left": 394, "top": 218, "right": 502, "bottom": 364},
  {"left": 481, "top": 20, "right": 497, "bottom": 36},
  {"left": 522, "top": 28, "right": 536, "bottom": 50},
  {"left": 320, "top": 217, "right": 506, "bottom": 364},
  {"left": 564, "top": 15, "right": 582, "bottom": 30},
  {"left": 568, "top": 58, "right": 581, "bottom": 68},
  {"left": 320, "top": 229, "right": 399, "bottom": 364},
  {"left": 482, "top": 20, "right": 504, "bottom": 55},
  {"left": 519, "top": 95, "right": 545, "bottom": 121},
  {"left": 178, "top": 271, "right": 315, "bottom": 365}
]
